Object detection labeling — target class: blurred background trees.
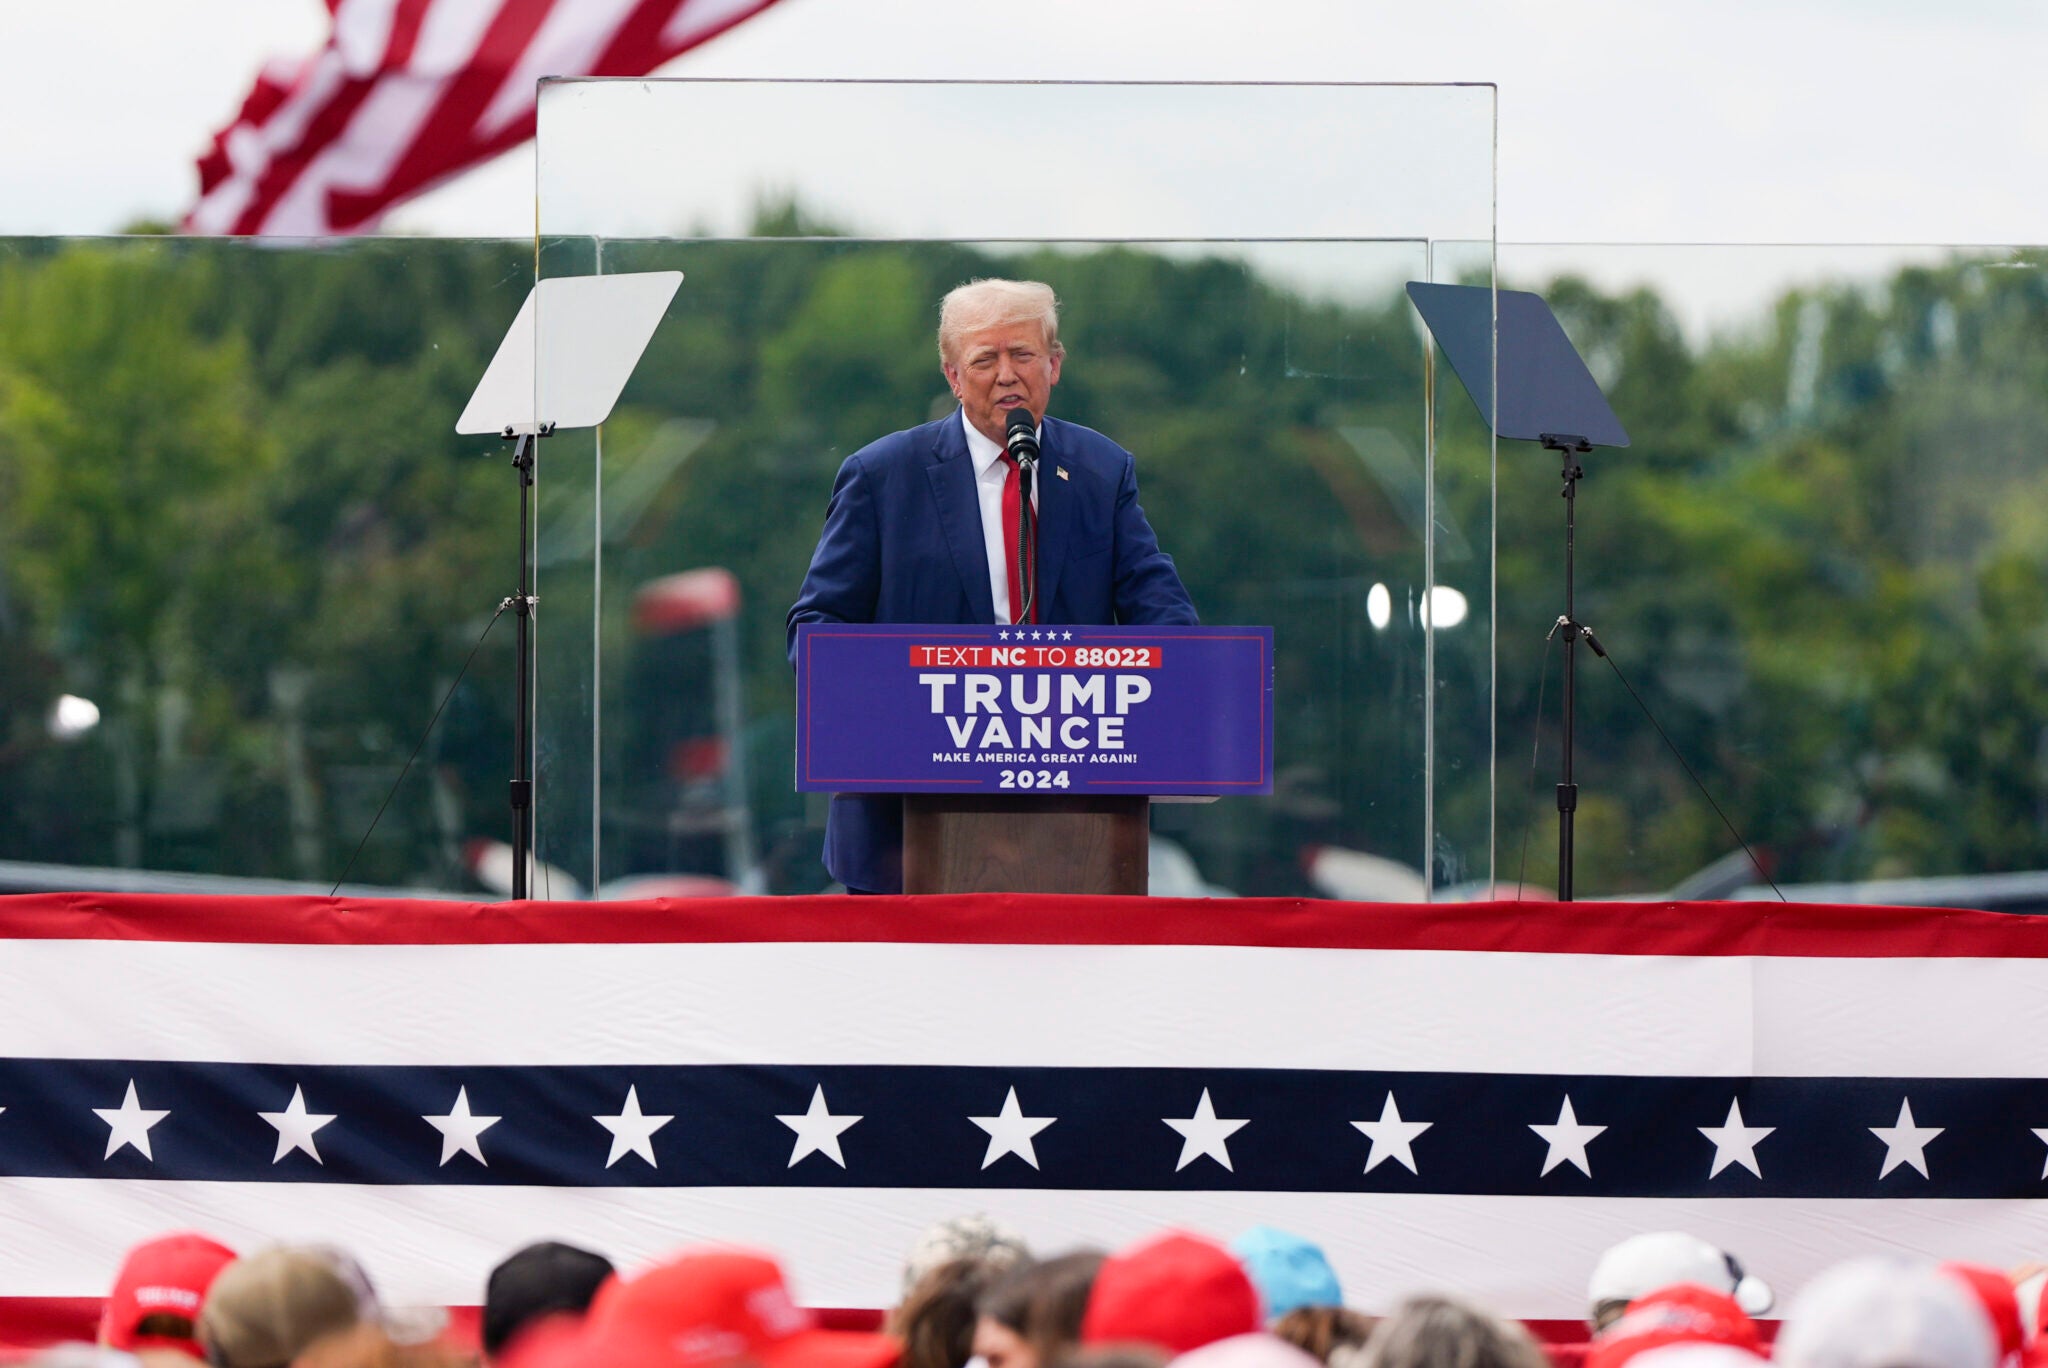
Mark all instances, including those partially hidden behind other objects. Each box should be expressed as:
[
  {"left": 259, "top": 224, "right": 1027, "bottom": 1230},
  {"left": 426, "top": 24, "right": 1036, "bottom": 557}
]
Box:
[{"left": 1, "top": 224, "right": 2043, "bottom": 898}]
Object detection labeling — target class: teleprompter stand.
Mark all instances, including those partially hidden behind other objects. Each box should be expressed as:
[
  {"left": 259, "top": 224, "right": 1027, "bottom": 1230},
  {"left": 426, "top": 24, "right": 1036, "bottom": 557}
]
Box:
[
  {"left": 1406, "top": 283, "right": 1631, "bottom": 901},
  {"left": 457, "top": 270, "right": 683, "bottom": 899}
]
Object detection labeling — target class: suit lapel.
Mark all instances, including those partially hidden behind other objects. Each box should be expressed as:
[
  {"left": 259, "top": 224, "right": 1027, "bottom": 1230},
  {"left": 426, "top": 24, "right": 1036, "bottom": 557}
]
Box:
[
  {"left": 1032, "top": 417, "right": 1075, "bottom": 620},
  {"left": 925, "top": 412, "right": 997, "bottom": 625}
]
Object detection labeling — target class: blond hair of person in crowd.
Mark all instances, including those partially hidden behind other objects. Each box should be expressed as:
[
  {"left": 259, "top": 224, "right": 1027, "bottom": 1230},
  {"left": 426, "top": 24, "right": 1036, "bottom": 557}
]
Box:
[
  {"left": 976, "top": 1252, "right": 1108, "bottom": 1368},
  {"left": 899, "top": 1215, "right": 1031, "bottom": 1301},
  {"left": 1270, "top": 1308, "right": 1378, "bottom": 1368},
  {"left": 199, "top": 1246, "right": 468, "bottom": 1368},
  {"left": 1360, "top": 1296, "right": 1549, "bottom": 1368}
]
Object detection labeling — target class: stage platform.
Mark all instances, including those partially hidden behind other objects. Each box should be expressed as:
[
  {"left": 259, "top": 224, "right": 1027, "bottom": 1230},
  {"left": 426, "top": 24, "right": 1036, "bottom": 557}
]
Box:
[{"left": 0, "top": 891, "right": 2042, "bottom": 1345}]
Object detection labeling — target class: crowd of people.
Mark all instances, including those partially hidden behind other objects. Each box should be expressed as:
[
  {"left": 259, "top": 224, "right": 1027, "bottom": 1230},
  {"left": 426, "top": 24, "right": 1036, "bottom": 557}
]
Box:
[{"left": 25, "top": 1220, "right": 2048, "bottom": 1368}]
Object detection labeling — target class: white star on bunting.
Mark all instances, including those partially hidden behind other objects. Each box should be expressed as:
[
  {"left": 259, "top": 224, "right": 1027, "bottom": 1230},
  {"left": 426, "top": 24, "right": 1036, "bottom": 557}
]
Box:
[
  {"left": 1530, "top": 1095, "right": 1606, "bottom": 1177},
  {"left": 1164, "top": 1088, "right": 1249, "bottom": 1172},
  {"left": 1351, "top": 1092, "right": 1432, "bottom": 1174},
  {"left": 94, "top": 1080, "right": 170, "bottom": 1161},
  {"left": 594, "top": 1086, "right": 673, "bottom": 1169},
  {"left": 258, "top": 1085, "right": 336, "bottom": 1164},
  {"left": 424, "top": 1086, "right": 500, "bottom": 1167},
  {"left": 778, "top": 1085, "right": 861, "bottom": 1169},
  {"left": 1871, "top": 1098, "right": 1942, "bottom": 1178},
  {"left": 969, "top": 1087, "right": 1057, "bottom": 1170},
  {"left": 1698, "top": 1098, "right": 1774, "bottom": 1179}
]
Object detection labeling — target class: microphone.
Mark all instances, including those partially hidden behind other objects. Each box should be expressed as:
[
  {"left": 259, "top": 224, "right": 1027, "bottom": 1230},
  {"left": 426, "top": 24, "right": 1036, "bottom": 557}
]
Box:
[
  {"left": 1004, "top": 406, "right": 1039, "bottom": 623},
  {"left": 1004, "top": 406, "right": 1039, "bottom": 468}
]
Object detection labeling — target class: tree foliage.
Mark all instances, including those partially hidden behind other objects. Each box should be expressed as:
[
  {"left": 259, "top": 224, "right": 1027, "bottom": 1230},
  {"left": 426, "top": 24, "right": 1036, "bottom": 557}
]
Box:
[{"left": 1, "top": 228, "right": 2044, "bottom": 896}]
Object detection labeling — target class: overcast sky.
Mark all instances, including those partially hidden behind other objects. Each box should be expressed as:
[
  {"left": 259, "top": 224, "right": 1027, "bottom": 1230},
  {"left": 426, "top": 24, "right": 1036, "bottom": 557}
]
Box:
[{"left": 8, "top": 0, "right": 2042, "bottom": 250}]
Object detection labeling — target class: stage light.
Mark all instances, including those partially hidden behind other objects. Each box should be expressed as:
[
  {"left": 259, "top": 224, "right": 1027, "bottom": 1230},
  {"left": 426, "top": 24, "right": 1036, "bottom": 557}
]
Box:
[
  {"left": 48, "top": 694, "right": 101, "bottom": 741},
  {"left": 1366, "top": 582, "right": 1392, "bottom": 630},
  {"left": 1421, "top": 586, "right": 1468, "bottom": 629}
]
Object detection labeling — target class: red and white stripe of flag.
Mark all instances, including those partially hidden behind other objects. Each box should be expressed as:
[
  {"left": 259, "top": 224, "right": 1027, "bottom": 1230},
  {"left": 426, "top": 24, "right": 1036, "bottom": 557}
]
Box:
[{"left": 185, "top": 0, "right": 783, "bottom": 237}]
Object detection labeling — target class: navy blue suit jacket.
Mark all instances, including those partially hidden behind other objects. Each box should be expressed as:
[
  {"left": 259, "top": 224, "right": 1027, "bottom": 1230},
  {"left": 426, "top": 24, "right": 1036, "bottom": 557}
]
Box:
[{"left": 787, "top": 410, "right": 1197, "bottom": 892}]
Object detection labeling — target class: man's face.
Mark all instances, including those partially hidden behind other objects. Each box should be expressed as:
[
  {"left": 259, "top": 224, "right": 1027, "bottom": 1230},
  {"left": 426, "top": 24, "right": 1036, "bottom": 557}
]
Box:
[{"left": 943, "top": 319, "right": 1062, "bottom": 446}]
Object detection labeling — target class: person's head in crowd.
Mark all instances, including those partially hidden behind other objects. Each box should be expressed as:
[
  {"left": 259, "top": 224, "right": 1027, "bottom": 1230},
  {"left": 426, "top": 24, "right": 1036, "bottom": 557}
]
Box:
[
  {"left": 1268, "top": 1308, "right": 1376, "bottom": 1368},
  {"left": 1080, "top": 1233, "right": 1260, "bottom": 1357},
  {"left": 1604, "top": 1348, "right": 1768, "bottom": 1368},
  {"left": 1170, "top": 1331, "right": 1325, "bottom": 1368},
  {"left": 1359, "top": 1295, "right": 1549, "bottom": 1368},
  {"left": 510, "top": 1248, "right": 899, "bottom": 1368},
  {"left": 1586, "top": 1234, "right": 1772, "bottom": 1333},
  {"left": 197, "top": 1246, "right": 385, "bottom": 1368},
  {"left": 2011, "top": 1268, "right": 2048, "bottom": 1358},
  {"left": 976, "top": 1252, "right": 1106, "bottom": 1368},
  {"left": 28, "top": 1346, "right": 154, "bottom": 1368},
  {"left": 1942, "top": 1265, "right": 2025, "bottom": 1368},
  {"left": 900, "top": 1215, "right": 1031, "bottom": 1301},
  {"left": 99, "top": 1232, "right": 238, "bottom": 1365},
  {"left": 893, "top": 1259, "right": 1006, "bottom": 1368},
  {"left": 1776, "top": 1257, "right": 1998, "bottom": 1368},
  {"left": 1047, "top": 1348, "right": 1167, "bottom": 1368},
  {"left": 1229, "top": 1230, "right": 1342, "bottom": 1323},
  {"left": 482, "top": 1242, "right": 614, "bottom": 1362},
  {"left": 1587, "top": 1286, "right": 1763, "bottom": 1368}
]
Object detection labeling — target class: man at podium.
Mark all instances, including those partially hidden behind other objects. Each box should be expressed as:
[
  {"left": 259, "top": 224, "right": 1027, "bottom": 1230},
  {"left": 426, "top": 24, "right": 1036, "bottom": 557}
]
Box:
[{"left": 787, "top": 278, "right": 1197, "bottom": 894}]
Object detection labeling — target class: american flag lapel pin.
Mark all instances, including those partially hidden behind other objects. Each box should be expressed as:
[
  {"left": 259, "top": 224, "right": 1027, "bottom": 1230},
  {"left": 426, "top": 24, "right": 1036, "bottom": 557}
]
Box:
[{"left": 1057, "top": 466, "right": 1069, "bottom": 480}]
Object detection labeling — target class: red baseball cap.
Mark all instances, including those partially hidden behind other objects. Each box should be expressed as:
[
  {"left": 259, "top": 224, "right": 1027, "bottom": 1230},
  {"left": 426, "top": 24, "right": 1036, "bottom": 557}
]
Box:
[
  {"left": 101, "top": 1232, "right": 239, "bottom": 1356},
  {"left": 1943, "top": 1264, "right": 2025, "bottom": 1368},
  {"left": 515, "top": 1251, "right": 899, "bottom": 1368},
  {"left": 1080, "top": 1232, "right": 1262, "bottom": 1355},
  {"left": 1588, "top": 1285, "right": 1763, "bottom": 1368}
]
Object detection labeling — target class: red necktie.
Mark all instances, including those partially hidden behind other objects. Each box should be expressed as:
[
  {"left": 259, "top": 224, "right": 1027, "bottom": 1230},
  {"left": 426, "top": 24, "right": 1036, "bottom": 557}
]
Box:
[{"left": 999, "top": 450, "right": 1034, "bottom": 624}]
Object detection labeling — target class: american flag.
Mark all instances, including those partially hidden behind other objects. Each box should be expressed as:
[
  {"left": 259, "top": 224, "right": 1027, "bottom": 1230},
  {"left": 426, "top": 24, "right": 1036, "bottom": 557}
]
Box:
[
  {"left": 185, "top": 0, "right": 784, "bottom": 236},
  {"left": 1, "top": 892, "right": 2044, "bottom": 1339}
]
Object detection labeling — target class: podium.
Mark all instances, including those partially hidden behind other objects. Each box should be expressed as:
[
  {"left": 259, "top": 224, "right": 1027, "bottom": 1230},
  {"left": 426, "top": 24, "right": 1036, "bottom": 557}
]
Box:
[
  {"left": 794, "top": 624, "right": 1273, "bottom": 895},
  {"left": 902, "top": 794, "right": 1150, "bottom": 894}
]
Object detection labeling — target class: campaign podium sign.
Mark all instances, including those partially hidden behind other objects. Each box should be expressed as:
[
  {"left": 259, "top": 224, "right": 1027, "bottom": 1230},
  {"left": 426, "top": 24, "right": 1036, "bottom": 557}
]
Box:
[{"left": 793, "top": 624, "right": 1273, "bottom": 796}]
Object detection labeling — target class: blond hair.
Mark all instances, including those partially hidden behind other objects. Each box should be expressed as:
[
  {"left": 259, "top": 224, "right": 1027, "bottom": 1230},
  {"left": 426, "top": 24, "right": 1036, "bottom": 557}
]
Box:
[{"left": 937, "top": 279, "right": 1063, "bottom": 365}]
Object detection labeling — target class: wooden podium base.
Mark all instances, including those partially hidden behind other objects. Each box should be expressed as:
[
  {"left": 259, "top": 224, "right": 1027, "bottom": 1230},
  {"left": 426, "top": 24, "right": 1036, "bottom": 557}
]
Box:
[{"left": 901, "top": 795, "right": 1149, "bottom": 895}]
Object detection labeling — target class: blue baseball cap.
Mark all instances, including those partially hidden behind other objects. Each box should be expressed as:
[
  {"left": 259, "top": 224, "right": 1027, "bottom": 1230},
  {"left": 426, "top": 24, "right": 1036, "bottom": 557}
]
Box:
[{"left": 1229, "top": 1226, "right": 1343, "bottom": 1318}]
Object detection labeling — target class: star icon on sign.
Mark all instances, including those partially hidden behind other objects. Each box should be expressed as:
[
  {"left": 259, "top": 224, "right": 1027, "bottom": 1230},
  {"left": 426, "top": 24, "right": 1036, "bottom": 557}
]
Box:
[
  {"left": 1530, "top": 1095, "right": 1606, "bottom": 1177},
  {"left": 258, "top": 1085, "right": 337, "bottom": 1165},
  {"left": 998, "top": 630, "right": 1010, "bottom": 640},
  {"left": 1164, "top": 1088, "right": 1249, "bottom": 1172},
  {"left": 1031, "top": 630, "right": 1044, "bottom": 641},
  {"left": 1062, "top": 631, "right": 1073, "bottom": 640},
  {"left": 1871, "top": 1098, "right": 1942, "bottom": 1179},
  {"left": 1699, "top": 1098, "right": 1774, "bottom": 1179},
  {"left": 424, "top": 1086, "right": 500, "bottom": 1167},
  {"left": 1351, "top": 1092, "right": 1432, "bottom": 1174},
  {"left": 94, "top": 1080, "right": 170, "bottom": 1161},
  {"left": 594, "top": 1086, "right": 673, "bottom": 1169},
  {"left": 969, "top": 1087, "right": 1057, "bottom": 1170},
  {"left": 778, "top": 1085, "right": 861, "bottom": 1169}
]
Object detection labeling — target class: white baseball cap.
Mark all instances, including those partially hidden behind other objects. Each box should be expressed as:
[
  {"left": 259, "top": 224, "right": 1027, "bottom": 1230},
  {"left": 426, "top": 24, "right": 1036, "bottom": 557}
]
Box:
[
  {"left": 1589, "top": 1233, "right": 1774, "bottom": 1316},
  {"left": 1776, "top": 1257, "right": 1997, "bottom": 1368}
]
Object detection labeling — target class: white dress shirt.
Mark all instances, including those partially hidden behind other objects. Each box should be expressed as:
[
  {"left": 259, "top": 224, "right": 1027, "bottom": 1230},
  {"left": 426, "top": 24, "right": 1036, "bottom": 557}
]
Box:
[{"left": 962, "top": 409, "right": 1040, "bottom": 624}]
